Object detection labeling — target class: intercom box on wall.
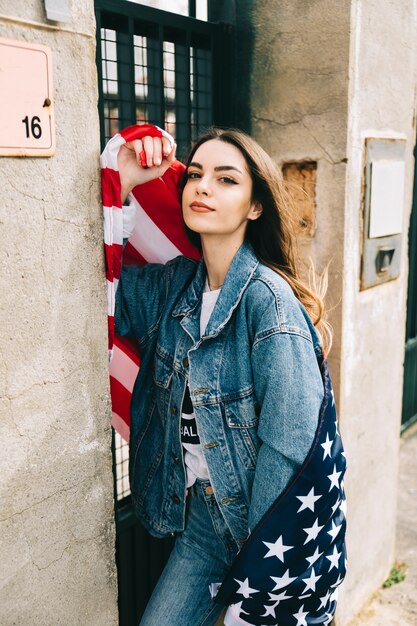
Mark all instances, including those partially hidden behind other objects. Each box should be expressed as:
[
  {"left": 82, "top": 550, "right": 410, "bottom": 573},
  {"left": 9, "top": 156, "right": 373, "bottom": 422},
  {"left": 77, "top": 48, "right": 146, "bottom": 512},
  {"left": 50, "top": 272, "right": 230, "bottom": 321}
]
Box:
[{"left": 360, "top": 138, "right": 406, "bottom": 290}]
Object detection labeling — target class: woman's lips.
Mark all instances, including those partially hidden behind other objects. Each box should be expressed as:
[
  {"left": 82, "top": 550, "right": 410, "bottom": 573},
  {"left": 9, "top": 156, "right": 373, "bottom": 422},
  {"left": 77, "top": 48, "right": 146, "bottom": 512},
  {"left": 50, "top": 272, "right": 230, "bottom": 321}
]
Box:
[{"left": 190, "top": 202, "right": 214, "bottom": 212}]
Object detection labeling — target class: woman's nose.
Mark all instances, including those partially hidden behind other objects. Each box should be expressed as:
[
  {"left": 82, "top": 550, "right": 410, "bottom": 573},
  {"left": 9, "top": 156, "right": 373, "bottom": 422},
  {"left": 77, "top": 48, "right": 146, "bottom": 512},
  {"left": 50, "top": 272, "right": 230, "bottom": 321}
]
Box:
[{"left": 196, "top": 175, "right": 211, "bottom": 196}]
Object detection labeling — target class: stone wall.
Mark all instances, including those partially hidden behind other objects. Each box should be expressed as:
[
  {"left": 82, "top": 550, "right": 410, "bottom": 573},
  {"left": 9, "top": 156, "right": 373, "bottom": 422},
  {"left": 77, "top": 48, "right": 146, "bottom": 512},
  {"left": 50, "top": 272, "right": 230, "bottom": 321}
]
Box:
[{"left": 0, "top": 2, "right": 118, "bottom": 624}]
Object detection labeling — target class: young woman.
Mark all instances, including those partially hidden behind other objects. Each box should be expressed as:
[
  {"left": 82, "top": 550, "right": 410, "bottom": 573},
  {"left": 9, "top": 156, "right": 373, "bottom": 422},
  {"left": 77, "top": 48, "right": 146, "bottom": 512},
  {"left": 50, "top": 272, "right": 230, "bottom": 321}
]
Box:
[{"left": 103, "top": 124, "right": 346, "bottom": 626}]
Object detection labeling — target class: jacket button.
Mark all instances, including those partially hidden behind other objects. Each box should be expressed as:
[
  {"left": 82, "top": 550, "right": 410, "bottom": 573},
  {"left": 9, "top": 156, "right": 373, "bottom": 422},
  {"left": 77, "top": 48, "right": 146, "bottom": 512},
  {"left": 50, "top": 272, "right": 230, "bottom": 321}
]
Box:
[
  {"left": 182, "top": 356, "right": 189, "bottom": 367},
  {"left": 172, "top": 495, "right": 180, "bottom": 504},
  {"left": 204, "top": 485, "right": 214, "bottom": 495}
]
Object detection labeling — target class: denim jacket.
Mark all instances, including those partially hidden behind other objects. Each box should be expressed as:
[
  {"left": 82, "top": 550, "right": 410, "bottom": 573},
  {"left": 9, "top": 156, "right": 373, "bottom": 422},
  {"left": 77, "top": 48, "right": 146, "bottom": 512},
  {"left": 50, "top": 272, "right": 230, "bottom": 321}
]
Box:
[{"left": 115, "top": 241, "right": 324, "bottom": 546}]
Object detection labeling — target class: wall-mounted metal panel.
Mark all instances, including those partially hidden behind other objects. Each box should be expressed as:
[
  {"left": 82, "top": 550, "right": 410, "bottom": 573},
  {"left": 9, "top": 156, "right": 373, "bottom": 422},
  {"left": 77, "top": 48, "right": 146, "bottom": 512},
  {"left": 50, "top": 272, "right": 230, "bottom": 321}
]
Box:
[{"left": 360, "top": 138, "right": 406, "bottom": 290}]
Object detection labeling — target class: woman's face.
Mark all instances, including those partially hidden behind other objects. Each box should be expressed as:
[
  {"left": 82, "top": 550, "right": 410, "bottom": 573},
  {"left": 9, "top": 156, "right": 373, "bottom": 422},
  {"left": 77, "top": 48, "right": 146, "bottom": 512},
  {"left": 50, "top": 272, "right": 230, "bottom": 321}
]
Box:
[{"left": 182, "top": 139, "right": 262, "bottom": 242}]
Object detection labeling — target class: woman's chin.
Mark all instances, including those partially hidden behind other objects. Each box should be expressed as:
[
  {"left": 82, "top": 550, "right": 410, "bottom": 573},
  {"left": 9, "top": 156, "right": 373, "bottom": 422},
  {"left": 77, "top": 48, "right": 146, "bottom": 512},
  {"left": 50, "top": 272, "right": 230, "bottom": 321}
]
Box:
[{"left": 183, "top": 216, "right": 217, "bottom": 235}]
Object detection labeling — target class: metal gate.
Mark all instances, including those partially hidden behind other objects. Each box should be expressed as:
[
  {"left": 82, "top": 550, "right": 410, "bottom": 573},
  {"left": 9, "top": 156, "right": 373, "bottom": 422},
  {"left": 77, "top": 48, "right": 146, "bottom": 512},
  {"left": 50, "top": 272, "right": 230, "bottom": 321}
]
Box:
[
  {"left": 402, "top": 139, "right": 417, "bottom": 432},
  {"left": 94, "top": 2, "right": 235, "bottom": 623}
]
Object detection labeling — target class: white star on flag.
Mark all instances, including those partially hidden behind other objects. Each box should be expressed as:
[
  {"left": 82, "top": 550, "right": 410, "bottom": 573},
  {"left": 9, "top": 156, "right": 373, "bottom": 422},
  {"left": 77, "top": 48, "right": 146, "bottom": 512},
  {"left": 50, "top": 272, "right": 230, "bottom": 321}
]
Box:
[
  {"left": 318, "top": 590, "right": 331, "bottom": 610},
  {"left": 340, "top": 498, "right": 347, "bottom": 516},
  {"left": 296, "top": 487, "right": 322, "bottom": 513},
  {"left": 302, "top": 567, "right": 322, "bottom": 593},
  {"left": 327, "top": 520, "right": 343, "bottom": 541},
  {"left": 331, "top": 573, "right": 344, "bottom": 588},
  {"left": 305, "top": 546, "right": 323, "bottom": 567},
  {"left": 303, "top": 518, "right": 324, "bottom": 544},
  {"left": 263, "top": 535, "right": 293, "bottom": 562},
  {"left": 323, "top": 611, "right": 334, "bottom": 625},
  {"left": 326, "top": 545, "right": 342, "bottom": 571},
  {"left": 262, "top": 602, "right": 278, "bottom": 617},
  {"left": 234, "top": 577, "right": 258, "bottom": 598},
  {"left": 293, "top": 604, "right": 309, "bottom": 626},
  {"left": 334, "top": 415, "right": 340, "bottom": 437},
  {"left": 230, "top": 600, "right": 249, "bottom": 615},
  {"left": 268, "top": 589, "right": 293, "bottom": 603},
  {"left": 320, "top": 432, "right": 333, "bottom": 460},
  {"left": 327, "top": 465, "right": 342, "bottom": 491},
  {"left": 331, "top": 497, "right": 341, "bottom": 515},
  {"left": 270, "top": 569, "right": 296, "bottom": 590}
]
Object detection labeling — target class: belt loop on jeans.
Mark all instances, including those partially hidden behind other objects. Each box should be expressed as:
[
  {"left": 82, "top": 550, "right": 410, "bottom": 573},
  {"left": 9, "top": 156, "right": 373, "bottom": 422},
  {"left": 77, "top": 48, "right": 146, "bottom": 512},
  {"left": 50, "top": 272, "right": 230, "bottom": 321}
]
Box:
[{"left": 197, "top": 479, "right": 214, "bottom": 497}]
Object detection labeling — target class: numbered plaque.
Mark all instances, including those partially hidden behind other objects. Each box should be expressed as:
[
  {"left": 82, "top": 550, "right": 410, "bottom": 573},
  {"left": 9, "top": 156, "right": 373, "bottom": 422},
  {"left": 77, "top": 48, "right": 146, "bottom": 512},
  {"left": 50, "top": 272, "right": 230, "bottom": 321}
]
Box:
[{"left": 0, "top": 38, "right": 55, "bottom": 156}]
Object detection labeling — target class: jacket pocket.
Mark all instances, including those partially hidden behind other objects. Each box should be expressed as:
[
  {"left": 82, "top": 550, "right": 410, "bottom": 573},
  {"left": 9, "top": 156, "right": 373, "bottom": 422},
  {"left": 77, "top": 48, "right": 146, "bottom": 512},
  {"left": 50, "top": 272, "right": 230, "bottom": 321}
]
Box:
[
  {"left": 130, "top": 400, "right": 164, "bottom": 504},
  {"left": 153, "top": 346, "right": 174, "bottom": 388},
  {"left": 223, "top": 394, "right": 261, "bottom": 470},
  {"left": 153, "top": 347, "right": 174, "bottom": 418}
]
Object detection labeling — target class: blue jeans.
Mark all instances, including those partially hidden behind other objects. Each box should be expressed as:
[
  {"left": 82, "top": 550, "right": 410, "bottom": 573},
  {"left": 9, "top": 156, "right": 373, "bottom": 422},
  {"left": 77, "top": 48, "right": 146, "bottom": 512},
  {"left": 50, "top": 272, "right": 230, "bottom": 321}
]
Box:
[{"left": 139, "top": 480, "right": 240, "bottom": 626}]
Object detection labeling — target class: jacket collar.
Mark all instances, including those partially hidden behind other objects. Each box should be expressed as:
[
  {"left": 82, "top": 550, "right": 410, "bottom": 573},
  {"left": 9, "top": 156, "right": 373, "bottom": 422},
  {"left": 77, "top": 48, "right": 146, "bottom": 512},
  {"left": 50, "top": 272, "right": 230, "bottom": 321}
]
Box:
[{"left": 172, "top": 241, "right": 259, "bottom": 340}]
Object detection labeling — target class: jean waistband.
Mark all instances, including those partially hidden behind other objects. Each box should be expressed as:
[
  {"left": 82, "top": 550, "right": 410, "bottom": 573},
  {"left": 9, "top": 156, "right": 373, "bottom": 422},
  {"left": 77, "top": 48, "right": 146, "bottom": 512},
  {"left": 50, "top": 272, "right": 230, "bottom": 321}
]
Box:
[{"left": 187, "top": 479, "right": 214, "bottom": 499}]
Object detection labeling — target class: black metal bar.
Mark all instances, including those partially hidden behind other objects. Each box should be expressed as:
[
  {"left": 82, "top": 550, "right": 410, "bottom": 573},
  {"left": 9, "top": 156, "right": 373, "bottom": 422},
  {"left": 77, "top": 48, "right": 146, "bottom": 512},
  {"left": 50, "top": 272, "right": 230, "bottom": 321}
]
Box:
[
  {"left": 116, "top": 22, "right": 135, "bottom": 129},
  {"left": 174, "top": 37, "right": 191, "bottom": 159},
  {"left": 193, "top": 46, "right": 212, "bottom": 135},
  {"left": 158, "top": 25, "right": 166, "bottom": 128},
  {"left": 146, "top": 31, "right": 164, "bottom": 126},
  {"left": 406, "top": 199, "right": 417, "bottom": 340},
  {"left": 212, "top": 21, "right": 237, "bottom": 128},
  {"left": 116, "top": 528, "right": 136, "bottom": 626},
  {"left": 95, "top": 9, "right": 106, "bottom": 151},
  {"left": 188, "top": 0, "right": 196, "bottom": 18},
  {"left": 402, "top": 138, "right": 417, "bottom": 429},
  {"left": 406, "top": 145, "right": 417, "bottom": 341},
  {"left": 208, "top": 0, "right": 236, "bottom": 23}
]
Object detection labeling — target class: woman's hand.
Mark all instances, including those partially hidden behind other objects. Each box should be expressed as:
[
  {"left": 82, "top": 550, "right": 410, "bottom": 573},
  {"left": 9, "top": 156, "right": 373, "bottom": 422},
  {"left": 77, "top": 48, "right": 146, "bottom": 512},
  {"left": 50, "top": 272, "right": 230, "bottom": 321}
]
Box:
[{"left": 118, "top": 135, "right": 176, "bottom": 203}]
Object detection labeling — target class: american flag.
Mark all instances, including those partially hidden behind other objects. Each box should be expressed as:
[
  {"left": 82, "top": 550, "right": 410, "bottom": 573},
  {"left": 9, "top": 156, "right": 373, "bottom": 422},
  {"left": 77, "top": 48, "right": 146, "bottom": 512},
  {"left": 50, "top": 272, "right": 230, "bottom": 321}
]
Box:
[
  {"left": 217, "top": 356, "right": 347, "bottom": 625},
  {"left": 101, "top": 124, "right": 200, "bottom": 440}
]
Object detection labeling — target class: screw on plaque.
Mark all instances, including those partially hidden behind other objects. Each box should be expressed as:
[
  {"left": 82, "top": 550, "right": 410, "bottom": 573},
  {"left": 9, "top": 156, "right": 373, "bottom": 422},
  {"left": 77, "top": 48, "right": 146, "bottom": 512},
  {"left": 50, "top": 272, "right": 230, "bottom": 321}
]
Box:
[{"left": 43, "top": 98, "right": 51, "bottom": 107}]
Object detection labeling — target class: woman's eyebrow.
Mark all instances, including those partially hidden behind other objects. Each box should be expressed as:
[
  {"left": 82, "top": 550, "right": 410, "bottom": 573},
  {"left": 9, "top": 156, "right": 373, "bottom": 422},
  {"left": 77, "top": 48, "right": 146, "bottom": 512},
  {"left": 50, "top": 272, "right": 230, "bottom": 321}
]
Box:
[{"left": 188, "top": 161, "right": 243, "bottom": 174}]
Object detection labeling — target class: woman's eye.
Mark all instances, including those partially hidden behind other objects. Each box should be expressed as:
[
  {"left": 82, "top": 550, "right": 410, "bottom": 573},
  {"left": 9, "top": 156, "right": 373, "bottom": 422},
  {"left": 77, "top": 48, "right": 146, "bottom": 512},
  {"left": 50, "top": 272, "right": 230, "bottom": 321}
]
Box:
[
  {"left": 187, "top": 171, "right": 201, "bottom": 179},
  {"left": 219, "top": 176, "right": 237, "bottom": 185}
]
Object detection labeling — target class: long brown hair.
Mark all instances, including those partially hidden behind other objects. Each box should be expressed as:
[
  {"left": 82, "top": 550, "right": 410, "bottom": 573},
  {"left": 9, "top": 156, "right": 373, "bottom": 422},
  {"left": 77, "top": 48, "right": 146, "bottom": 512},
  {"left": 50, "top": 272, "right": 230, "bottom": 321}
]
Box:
[{"left": 182, "top": 128, "right": 332, "bottom": 355}]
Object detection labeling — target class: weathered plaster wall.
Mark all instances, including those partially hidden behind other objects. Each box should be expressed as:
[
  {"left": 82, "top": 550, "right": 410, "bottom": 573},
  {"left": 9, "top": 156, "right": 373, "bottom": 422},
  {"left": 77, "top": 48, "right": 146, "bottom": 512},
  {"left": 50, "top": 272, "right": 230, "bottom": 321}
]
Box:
[
  {"left": 0, "top": 3, "right": 118, "bottom": 625},
  {"left": 338, "top": 1, "right": 417, "bottom": 623},
  {"left": 236, "top": 0, "right": 351, "bottom": 399}
]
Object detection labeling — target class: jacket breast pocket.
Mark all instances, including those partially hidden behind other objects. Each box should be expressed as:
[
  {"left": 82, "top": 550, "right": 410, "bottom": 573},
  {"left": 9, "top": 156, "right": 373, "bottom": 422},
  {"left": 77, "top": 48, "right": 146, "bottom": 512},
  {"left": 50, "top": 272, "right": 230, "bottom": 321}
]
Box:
[
  {"left": 153, "top": 347, "right": 174, "bottom": 419},
  {"left": 223, "top": 394, "right": 261, "bottom": 470}
]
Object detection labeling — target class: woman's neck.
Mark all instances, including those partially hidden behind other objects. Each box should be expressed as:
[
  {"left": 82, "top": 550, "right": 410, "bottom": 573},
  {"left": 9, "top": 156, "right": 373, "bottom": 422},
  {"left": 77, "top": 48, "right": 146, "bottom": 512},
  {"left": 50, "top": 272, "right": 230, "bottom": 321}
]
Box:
[{"left": 201, "top": 234, "right": 244, "bottom": 291}]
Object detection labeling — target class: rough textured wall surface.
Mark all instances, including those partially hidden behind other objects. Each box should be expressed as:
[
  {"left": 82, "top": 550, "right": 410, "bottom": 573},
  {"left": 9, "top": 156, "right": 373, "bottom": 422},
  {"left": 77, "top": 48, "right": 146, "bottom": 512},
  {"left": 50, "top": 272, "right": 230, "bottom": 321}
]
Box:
[
  {"left": 236, "top": 0, "right": 351, "bottom": 401},
  {"left": 0, "top": 3, "right": 118, "bottom": 625},
  {"left": 339, "top": 1, "right": 417, "bottom": 624}
]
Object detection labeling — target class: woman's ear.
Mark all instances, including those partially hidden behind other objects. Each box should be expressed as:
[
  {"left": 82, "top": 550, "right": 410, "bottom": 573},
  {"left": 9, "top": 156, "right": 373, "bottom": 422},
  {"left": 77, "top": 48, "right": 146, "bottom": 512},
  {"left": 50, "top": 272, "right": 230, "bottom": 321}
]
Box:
[{"left": 248, "top": 201, "right": 263, "bottom": 221}]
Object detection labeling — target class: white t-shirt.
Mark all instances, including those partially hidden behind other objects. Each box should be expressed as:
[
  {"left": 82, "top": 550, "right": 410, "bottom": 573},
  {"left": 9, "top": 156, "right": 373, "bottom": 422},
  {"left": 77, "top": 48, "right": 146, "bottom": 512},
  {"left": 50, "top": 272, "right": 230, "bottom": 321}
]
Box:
[{"left": 181, "top": 283, "right": 221, "bottom": 488}]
